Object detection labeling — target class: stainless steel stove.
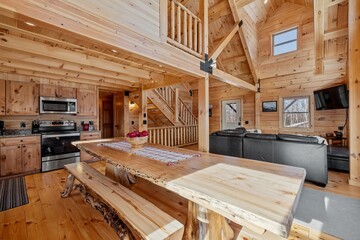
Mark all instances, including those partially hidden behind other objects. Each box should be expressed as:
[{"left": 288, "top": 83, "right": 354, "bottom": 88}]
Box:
[{"left": 33, "top": 120, "right": 80, "bottom": 172}]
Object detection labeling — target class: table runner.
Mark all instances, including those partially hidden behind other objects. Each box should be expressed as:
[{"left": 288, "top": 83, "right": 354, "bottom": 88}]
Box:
[{"left": 100, "top": 141, "right": 200, "bottom": 164}]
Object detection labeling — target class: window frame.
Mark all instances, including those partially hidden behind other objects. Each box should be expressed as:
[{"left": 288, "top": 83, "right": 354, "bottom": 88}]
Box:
[
  {"left": 272, "top": 26, "right": 299, "bottom": 56},
  {"left": 279, "top": 94, "right": 314, "bottom": 133}
]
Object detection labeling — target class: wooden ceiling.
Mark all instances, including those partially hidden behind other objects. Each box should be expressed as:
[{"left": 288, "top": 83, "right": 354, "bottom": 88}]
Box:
[
  {"left": 244, "top": 0, "right": 313, "bottom": 28},
  {"left": 0, "top": 8, "right": 195, "bottom": 91}
]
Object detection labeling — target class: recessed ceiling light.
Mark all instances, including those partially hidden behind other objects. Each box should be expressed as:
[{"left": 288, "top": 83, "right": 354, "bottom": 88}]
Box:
[
  {"left": 111, "top": 49, "right": 117, "bottom": 53},
  {"left": 25, "top": 22, "right": 36, "bottom": 27},
  {"left": 264, "top": 0, "right": 268, "bottom": 3}
]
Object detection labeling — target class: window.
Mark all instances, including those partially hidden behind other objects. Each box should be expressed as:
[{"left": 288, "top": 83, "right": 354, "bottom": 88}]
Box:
[
  {"left": 282, "top": 96, "right": 310, "bottom": 128},
  {"left": 273, "top": 27, "right": 298, "bottom": 56}
]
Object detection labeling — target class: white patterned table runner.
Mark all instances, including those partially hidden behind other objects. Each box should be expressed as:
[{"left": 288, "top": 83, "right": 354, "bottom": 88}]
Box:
[{"left": 99, "top": 141, "right": 200, "bottom": 164}]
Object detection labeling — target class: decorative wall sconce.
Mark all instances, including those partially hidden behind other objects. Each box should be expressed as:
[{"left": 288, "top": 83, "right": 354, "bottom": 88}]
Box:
[{"left": 209, "top": 104, "right": 213, "bottom": 117}]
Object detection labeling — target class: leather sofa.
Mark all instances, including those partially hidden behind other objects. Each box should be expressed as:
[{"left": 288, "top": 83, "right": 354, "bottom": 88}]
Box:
[{"left": 210, "top": 130, "right": 328, "bottom": 186}]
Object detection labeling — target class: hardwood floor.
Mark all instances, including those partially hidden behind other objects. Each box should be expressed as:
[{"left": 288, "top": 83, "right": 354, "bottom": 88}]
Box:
[{"left": 0, "top": 159, "right": 357, "bottom": 240}]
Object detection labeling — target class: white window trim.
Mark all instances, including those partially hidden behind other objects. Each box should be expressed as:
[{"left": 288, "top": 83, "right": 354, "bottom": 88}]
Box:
[
  {"left": 278, "top": 94, "right": 314, "bottom": 133},
  {"left": 271, "top": 26, "right": 300, "bottom": 57}
]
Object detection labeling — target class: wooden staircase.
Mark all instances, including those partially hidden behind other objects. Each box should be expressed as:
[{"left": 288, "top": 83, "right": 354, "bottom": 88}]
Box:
[
  {"left": 150, "top": 86, "right": 197, "bottom": 126},
  {"left": 131, "top": 85, "right": 198, "bottom": 147}
]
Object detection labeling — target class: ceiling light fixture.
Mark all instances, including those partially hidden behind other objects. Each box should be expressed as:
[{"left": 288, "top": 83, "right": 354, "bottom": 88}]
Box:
[
  {"left": 264, "top": 0, "right": 268, "bottom": 3},
  {"left": 111, "top": 49, "right": 117, "bottom": 53},
  {"left": 25, "top": 22, "right": 36, "bottom": 27}
]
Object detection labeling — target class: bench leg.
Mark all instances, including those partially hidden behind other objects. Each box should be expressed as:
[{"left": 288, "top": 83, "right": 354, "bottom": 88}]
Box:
[
  {"left": 61, "top": 174, "right": 75, "bottom": 198},
  {"left": 74, "top": 184, "right": 135, "bottom": 240},
  {"left": 183, "top": 201, "right": 234, "bottom": 240}
]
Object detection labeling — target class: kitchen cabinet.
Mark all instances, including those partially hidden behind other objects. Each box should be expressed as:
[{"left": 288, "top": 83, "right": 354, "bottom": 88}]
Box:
[
  {"left": 6, "top": 81, "right": 39, "bottom": 115},
  {"left": 0, "top": 80, "right": 5, "bottom": 115},
  {"left": 77, "top": 88, "right": 96, "bottom": 116},
  {"left": 39, "top": 84, "right": 77, "bottom": 98},
  {"left": 80, "top": 131, "right": 101, "bottom": 162},
  {"left": 0, "top": 136, "right": 41, "bottom": 177}
]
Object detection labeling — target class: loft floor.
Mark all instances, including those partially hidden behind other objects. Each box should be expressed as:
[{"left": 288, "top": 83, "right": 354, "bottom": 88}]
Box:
[{"left": 0, "top": 160, "right": 357, "bottom": 240}]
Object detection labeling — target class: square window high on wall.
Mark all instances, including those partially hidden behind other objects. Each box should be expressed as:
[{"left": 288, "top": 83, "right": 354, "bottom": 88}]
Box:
[{"left": 273, "top": 27, "right": 298, "bottom": 56}]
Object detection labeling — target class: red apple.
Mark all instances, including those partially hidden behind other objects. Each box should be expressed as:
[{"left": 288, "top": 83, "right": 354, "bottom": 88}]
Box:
[
  {"left": 141, "top": 130, "right": 148, "bottom": 137},
  {"left": 135, "top": 131, "right": 140, "bottom": 137}
]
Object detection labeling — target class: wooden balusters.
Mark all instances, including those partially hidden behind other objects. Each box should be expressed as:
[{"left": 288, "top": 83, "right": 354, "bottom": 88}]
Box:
[
  {"left": 148, "top": 125, "right": 198, "bottom": 147},
  {"left": 166, "top": 0, "right": 202, "bottom": 58}
]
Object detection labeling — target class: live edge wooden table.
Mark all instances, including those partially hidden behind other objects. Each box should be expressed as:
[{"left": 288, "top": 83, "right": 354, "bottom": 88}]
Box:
[{"left": 76, "top": 138, "right": 306, "bottom": 240}]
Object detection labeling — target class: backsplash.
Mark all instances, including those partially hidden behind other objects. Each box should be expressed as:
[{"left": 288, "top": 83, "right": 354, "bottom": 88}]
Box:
[{"left": 0, "top": 115, "right": 98, "bottom": 131}]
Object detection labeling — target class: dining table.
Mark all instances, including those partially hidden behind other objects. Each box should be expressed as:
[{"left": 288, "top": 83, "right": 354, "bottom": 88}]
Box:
[{"left": 75, "top": 138, "right": 306, "bottom": 240}]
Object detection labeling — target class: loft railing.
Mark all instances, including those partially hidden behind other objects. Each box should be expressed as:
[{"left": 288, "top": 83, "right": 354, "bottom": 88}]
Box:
[
  {"left": 148, "top": 125, "right": 198, "bottom": 147},
  {"left": 162, "top": 0, "right": 203, "bottom": 58}
]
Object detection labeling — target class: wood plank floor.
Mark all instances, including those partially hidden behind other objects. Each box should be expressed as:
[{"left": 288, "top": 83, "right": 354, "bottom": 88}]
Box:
[{"left": 0, "top": 160, "right": 358, "bottom": 240}]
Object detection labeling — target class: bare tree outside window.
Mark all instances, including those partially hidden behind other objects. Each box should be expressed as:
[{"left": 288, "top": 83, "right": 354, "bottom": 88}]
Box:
[{"left": 283, "top": 96, "right": 310, "bottom": 128}]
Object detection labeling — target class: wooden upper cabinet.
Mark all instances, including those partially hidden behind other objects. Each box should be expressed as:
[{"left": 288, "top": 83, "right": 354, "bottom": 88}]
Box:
[
  {"left": 6, "top": 81, "right": 39, "bottom": 115},
  {"left": 39, "top": 84, "right": 76, "bottom": 98},
  {"left": 77, "top": 88, "right": 96, "bottom": 116},
  {"left": 0, "top": 80, "right": 5, "bottom": 115},
  {"left": 60, "top": 87, "right": 77, "bottom": 98}
]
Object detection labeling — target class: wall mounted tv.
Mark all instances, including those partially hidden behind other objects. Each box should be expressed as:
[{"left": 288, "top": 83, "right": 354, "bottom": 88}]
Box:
[{"left": 314, "top": 84, "right": 348, "bottom": 110}]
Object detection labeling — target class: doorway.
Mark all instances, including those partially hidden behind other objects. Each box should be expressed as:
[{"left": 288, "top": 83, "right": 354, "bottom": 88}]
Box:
[
  {"left": 99, "top": 92, "right": 114, "bottom": 138},
  {"left": 221, "top": 99, "right": 242, "bottom": 130}
]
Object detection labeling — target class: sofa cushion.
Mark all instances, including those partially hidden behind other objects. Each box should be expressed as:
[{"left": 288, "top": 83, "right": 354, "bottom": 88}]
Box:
[
  {"left": 277, "top": 134, "right": 319, "bottom": 144},
  {"left": 245, "top": 133, "right": 277, "bottom": 140}
]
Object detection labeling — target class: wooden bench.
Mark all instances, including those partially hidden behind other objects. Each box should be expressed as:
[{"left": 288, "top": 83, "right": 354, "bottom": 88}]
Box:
[{"left": 61, "top": 162, "right": 184, "bottom": 240}]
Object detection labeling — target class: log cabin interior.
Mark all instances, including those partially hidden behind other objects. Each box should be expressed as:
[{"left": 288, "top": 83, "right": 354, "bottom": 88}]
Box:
[{"left": 0, "top": 0, "right": 359, "bottom": 239}]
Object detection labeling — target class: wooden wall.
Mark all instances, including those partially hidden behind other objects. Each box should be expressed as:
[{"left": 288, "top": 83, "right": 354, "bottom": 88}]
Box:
[
  {"left": 256, "top": 2, "right": 348, "bottom": 137},
  {"left": 192, "top": 82, "right": 255, "bottom": 134},
  {"left": 0, "top": 73, "right": 98, "bottom": 130}
]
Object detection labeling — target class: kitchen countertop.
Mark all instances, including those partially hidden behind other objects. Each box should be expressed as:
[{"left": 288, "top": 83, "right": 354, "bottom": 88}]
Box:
[{"left": 0, "top": 129, "right": 41, "bottom": 138}]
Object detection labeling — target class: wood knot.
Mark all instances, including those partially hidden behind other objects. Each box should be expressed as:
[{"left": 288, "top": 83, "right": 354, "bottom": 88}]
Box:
[{"left": 1, "top": 38, "right": 7, "bottom": 42}]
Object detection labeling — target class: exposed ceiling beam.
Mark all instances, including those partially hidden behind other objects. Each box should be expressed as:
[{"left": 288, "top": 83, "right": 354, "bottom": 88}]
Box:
[
  {"left": 0, "top": 66, "right": 132, "bottom": 89},
  {"left": 209, "top": 22, "right": 240, "bottom": 60},
  {"left": 0, "top": 32, "right": 159, "bottom": 80},
  {"left": 314, "top": 0, "right": 325, "bottom": 74},
  {"left": 211, "top": 68, "right": 257, "bottom": 92},
  {"left": 143, "top": 75, "right": 199, "bottom": 90},
  {"left": 0, "top": 22, "right": 167, "bottom": 75},
  {"left": 0, "top": 47, "right": 141, "bottom": 85},
  {"left": 0, "top": 2, "right": 204, "bottom": 77},
  {"left": 0, "top": 57, "right": 137, "bottom": 87}
]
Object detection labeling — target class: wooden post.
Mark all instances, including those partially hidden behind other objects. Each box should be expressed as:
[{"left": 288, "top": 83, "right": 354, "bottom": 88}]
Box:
[
  {"left": 199, "top": 0, "right": 208, "bottom": 58},
  {"left": 123, "top": 92, "right": 130, "bottom": 136},
  {"left": 198, "top": 75, "right": 209, "bottom": 152},
  {"left": 314, "top": 0, "right": 325, "bottom": 74},
  {"left": 138, "top": 86, "right": 148, "bottom": 132},
  {"left": 349, "top": 0, "right": 360, "bottom": 187},
  {"left": 174, "top": 88, "right": 179, "bottom": 123},
  {"left": 255, "top": 92, "right": 261, "bottom": 129},
  {"left": 159, "top": 0, "right": 168, "bottom": 42}
]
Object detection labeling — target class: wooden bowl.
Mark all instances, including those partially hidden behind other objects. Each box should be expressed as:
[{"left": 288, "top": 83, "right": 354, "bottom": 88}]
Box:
[{"left": 126, "top": 136, "right": 148, "bottom": 149}]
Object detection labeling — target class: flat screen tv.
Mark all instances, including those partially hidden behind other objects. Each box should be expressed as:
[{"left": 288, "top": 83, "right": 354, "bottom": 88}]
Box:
[{"left": 314, "top": 84, "right": 348, "bottom": 110}]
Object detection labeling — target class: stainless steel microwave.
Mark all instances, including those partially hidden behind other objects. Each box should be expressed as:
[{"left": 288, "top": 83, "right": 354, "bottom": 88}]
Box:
[{"left": 40, "top": 97, "right": 77, "bottom": 114}]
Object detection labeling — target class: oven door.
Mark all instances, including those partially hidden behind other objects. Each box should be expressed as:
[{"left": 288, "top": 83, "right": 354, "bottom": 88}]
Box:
[
  {"left": 41, "top": 132, "right": 80, "bottom": 160},
  {"left": 40, "top": 97, "right": 77, "bottom": 114}
]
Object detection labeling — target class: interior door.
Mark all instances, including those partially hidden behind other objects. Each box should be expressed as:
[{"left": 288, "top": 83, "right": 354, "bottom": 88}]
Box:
[
  {"left": 221, "top": 99, "right": 242, "bottom": 130},
  {"left": 102, "top": 99, "right": 114, "bottom": 138}
]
